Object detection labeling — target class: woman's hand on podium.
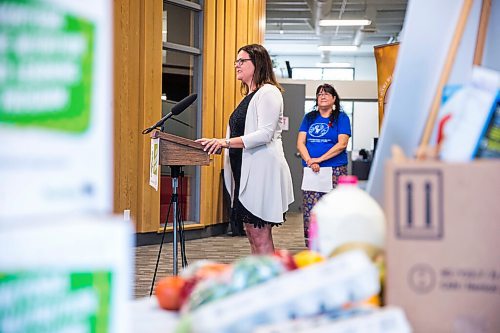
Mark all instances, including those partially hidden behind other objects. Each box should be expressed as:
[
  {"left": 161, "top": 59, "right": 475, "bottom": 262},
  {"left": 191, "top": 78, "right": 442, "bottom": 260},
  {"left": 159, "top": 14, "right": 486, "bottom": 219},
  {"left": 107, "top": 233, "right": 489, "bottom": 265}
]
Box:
[{"left": 196, "top": 138, "right": 226, "bottom": 154}]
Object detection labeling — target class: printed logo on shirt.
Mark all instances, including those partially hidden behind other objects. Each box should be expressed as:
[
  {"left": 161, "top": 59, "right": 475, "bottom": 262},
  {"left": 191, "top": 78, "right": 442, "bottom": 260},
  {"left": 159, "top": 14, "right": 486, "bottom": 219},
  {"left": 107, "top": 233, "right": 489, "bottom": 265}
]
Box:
[{"left": 308, "top": 123, "right": 329, "bottom": 138}]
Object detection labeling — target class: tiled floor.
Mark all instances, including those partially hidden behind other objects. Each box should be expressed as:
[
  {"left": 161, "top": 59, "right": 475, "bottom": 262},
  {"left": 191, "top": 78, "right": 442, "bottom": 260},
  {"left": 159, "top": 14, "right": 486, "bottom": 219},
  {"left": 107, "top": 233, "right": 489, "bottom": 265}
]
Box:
[{"left": 134, "top": 212, "right": 306, "bottom": 298}]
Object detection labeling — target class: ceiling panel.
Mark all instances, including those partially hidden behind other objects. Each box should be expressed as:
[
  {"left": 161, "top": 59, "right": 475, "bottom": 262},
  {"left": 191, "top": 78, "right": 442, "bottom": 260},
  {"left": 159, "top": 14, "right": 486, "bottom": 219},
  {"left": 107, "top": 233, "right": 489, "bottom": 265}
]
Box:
[{"left": 265, "top": 0, "right": 408, "bottom": 57}]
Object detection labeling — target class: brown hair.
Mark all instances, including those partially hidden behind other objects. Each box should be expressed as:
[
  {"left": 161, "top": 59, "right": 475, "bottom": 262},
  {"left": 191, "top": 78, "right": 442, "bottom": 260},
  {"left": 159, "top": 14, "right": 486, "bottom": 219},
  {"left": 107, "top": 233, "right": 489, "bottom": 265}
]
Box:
[
  {"left": 237, "top": 44, "right": 283, "bottom": 95},
  {"left": 306, "top": 83, "right": 342, "bottom": 126}
]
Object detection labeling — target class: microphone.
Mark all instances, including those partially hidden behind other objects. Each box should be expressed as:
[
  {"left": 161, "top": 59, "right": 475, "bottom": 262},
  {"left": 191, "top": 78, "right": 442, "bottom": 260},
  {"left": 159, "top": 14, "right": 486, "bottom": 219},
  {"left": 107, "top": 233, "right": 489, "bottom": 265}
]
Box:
[{"left": 142, "top": 93, "right": 197, "bottom": 134}]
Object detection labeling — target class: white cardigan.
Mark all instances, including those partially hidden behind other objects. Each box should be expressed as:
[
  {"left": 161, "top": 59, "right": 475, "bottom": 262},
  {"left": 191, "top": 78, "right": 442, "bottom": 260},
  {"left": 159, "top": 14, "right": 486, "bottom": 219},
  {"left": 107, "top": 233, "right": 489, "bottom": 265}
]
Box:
[{"left": 223, "top": 84, "right": 294, "bottom": 223}]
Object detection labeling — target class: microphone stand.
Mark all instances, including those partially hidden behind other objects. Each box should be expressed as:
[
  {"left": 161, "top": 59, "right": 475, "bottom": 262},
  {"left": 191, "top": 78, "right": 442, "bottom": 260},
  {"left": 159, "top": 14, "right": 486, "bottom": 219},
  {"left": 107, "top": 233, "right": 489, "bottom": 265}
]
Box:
[
  {"left": 143, "top": 116, "right": 193, "bottom": 134},
  {"left": 147, "top": 95, "right": 197, "bottom": 292},
  {"left": 170, "top": 164, "right": 181, "bottom": 276},
  {"left": 143, "top": 93, "right": 197, "bottom": 134}
]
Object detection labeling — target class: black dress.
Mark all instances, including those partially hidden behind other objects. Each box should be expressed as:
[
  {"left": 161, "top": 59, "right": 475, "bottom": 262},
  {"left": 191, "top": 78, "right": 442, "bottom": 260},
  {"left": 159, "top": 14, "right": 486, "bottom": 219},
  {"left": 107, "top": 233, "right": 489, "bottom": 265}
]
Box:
[{"left": 229, "top": 91, "right": 282, "bottom": 230}]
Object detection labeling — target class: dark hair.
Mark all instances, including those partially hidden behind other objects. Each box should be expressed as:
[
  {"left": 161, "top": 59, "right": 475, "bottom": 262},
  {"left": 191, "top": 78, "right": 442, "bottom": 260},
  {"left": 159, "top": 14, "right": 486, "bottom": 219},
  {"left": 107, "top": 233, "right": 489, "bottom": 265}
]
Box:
[
  {"left": 306, "top": 83, "right": 341, "bottom": 127},
  {"left": 237, "top": 44, "right": 283, "bottom": 95}
]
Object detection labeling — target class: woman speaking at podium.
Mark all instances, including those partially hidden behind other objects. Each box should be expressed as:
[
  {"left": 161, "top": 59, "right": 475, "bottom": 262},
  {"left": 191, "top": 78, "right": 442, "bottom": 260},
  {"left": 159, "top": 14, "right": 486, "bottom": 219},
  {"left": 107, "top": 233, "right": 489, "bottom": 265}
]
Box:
[{"left": 197, "top": 44, "right": 294, "bottom": 255}]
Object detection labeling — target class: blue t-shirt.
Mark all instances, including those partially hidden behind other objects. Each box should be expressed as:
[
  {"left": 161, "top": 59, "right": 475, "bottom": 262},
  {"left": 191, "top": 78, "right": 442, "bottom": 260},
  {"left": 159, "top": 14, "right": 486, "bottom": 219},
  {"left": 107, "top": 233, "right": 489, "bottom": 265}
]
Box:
[{"left": 298, "top": 112, "right": 351, "bottom": 167}]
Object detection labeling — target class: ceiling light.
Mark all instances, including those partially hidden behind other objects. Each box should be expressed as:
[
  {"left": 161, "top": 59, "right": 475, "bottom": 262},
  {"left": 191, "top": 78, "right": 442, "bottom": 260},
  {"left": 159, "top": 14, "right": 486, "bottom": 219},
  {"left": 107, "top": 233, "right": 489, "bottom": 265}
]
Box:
[
  {"left": 316, "top": 62, "right": 352, "bottom": 68},
  {"left": 318, "top": 45, "right": 359, "bottom": 52},
  {"left": 319, "top": 19, "right": 372, "bottom": 27}
]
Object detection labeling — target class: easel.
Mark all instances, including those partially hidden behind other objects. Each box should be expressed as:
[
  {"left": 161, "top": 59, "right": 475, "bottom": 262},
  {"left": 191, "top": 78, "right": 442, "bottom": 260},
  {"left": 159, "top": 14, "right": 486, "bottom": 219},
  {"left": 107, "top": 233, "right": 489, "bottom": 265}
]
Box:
[
  {"left": 416, "top": 0, "right": 491, "bottom": 159},
  {"left": 367, "top": 0, "right": 495, "bottom": 205},
  {"left": 380, "top": 3, "right": 500, "bottom": 331}
]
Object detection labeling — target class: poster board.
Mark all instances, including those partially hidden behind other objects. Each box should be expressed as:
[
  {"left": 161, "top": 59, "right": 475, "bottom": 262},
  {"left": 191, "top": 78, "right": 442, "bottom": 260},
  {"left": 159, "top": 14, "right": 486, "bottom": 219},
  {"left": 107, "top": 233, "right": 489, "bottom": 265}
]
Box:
[
  {"left": 366, "top": 0, "right": 484, "bottom": 206},
  {"left": 0, "top": 0, "right": 113, "bottom": 220},
  {"left": 0, "top": 216, "right": 133, "bottom": 333}
]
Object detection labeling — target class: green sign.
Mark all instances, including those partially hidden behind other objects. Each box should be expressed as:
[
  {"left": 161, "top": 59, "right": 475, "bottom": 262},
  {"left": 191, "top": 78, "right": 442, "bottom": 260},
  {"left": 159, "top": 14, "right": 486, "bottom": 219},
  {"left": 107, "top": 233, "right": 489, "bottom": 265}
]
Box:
[
  {"left": 0, "top": 0, "right": 94, "bottom": 133},
  {"left": 0, "top": 271, "right": 112, "bottom": 333}
]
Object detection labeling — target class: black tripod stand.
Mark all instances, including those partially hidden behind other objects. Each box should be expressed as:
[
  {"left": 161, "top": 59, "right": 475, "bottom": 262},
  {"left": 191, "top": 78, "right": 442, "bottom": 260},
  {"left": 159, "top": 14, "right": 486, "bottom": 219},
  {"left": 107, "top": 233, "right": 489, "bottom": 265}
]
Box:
[
  {"left": 144, "top": 125, "right": 210, "bottom": 296},
  {"left": 150, "top": 165, "right": 188, "bottom": 295}
]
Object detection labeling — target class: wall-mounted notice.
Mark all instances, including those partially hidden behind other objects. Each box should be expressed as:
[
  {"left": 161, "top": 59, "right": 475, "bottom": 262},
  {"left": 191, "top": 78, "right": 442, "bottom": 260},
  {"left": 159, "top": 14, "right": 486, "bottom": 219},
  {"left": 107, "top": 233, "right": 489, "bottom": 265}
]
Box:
[{"left": 0, "top": 0, "right": 113, "bottom": 220}]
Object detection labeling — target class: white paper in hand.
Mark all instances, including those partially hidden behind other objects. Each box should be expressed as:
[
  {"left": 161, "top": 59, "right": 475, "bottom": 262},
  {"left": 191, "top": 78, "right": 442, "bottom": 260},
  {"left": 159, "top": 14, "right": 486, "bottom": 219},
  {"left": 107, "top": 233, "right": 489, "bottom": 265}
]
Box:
[{"left": 301, "top": 167, "right": 333, "bottom": 193}]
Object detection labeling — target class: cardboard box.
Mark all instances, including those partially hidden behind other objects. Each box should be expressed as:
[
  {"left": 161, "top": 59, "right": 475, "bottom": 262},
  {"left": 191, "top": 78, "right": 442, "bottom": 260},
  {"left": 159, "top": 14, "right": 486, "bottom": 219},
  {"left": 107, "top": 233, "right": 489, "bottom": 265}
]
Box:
[{"left": 384, "top": 160, "right": 500, "bottom": 333}]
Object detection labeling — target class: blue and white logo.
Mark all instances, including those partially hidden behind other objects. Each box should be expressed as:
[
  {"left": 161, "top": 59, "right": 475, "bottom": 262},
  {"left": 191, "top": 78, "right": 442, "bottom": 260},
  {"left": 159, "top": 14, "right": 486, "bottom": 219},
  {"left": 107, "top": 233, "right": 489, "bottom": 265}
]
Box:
[{"left": 308, "top": 123, "right": 329, "bottom": 137}]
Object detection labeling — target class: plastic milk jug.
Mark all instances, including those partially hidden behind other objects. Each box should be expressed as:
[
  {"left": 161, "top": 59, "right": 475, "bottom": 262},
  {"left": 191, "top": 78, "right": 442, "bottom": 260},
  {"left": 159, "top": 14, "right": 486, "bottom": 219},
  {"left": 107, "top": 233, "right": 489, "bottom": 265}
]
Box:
[{"left": 309, "top": 175, "right": 386, "bottom": 257}]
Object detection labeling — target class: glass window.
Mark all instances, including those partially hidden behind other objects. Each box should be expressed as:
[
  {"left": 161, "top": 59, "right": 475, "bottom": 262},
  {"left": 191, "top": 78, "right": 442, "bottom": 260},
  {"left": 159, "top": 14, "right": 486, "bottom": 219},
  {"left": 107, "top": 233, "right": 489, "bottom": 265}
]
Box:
[
  {"left": 323, "top": 68, "right": 354, "bottom": 80},
  {"left": 162, "top": 49, "right": 196, "bottom": 104},
  {"left": 292, "top": 67, "right": 354, "bottom": 80},
  {"left": 161, "top": 1, "right": 202, "bottom": 226},
  {"left": 304, "top": 100, "right": 315, "bottom": 113},
  {"left": 293, "top": 68, "right": 323, "bottom": 80},
  {"left": 351, "top": 101, "right": 379, "bottom": 152},
  {"left": 163, "top": 5, "right": 197, "bottom": 47},
  {"left": 341, "top": 101, "right": 354, "bottom": 151},
  {"left": 161, "top": 49, "right": 198, "bottom": 145}
]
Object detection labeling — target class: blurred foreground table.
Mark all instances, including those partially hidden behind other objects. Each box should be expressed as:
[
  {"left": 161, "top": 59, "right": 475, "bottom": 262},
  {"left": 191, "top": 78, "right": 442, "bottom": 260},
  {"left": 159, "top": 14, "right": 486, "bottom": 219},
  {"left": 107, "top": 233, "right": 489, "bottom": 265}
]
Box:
[{"left": 129, "top": 297, "right": 179, "bottom": 332}]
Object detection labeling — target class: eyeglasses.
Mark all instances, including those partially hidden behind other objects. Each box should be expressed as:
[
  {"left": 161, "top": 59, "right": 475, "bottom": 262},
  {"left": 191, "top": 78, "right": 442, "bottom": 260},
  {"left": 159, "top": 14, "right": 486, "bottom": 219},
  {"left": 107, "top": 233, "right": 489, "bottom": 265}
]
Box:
[
  {"left": 234, "top": 58, "right": 252, "bottom": 67},
  {"left": 316, "top": 92, "right": 332, "bottom": 97}
]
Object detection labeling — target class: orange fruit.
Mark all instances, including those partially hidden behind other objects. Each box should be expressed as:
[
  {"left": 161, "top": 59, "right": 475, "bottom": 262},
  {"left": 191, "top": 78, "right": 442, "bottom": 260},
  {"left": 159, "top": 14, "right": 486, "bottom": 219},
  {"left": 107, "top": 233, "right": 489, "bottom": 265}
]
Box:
[
  {"left": 155, "top": 276, "right": 186, "bottom": 311},
  {"left": 195, "top": 263, "right": 230, "bottom": 279},
  {"left": 293, "top": 250, "right": 325, "bottom": 268}
]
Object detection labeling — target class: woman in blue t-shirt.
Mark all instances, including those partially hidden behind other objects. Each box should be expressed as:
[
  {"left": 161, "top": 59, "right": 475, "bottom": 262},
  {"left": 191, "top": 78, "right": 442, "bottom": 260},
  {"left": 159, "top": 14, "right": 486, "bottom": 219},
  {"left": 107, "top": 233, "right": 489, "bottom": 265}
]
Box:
[{"left": 297, "top": 83, "right": 351, "bottom": 246}]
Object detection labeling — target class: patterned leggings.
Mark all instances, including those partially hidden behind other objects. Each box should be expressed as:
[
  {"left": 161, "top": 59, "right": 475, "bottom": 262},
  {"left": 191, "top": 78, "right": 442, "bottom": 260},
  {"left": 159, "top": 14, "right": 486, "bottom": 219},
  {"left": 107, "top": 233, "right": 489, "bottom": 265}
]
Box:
[{"left": 302, "top": 165, "right": 348, "bottom": 247}]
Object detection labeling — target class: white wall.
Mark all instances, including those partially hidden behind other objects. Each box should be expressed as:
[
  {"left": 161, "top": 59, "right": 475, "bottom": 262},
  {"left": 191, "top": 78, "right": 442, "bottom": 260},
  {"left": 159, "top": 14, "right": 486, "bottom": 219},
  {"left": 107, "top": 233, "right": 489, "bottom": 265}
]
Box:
[{"left": 353, "top": 57, "right": 377, "bottom": 80}]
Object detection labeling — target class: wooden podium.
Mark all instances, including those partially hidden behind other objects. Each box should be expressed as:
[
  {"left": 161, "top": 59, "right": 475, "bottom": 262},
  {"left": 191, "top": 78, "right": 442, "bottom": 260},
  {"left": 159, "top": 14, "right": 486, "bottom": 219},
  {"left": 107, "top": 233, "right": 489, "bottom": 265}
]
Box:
[
  {"left": 150, "top": 130, "right": 210, "bottom": 279},
  {"left": 152, "top": 130, "right": 210, "bottom": 166}
]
